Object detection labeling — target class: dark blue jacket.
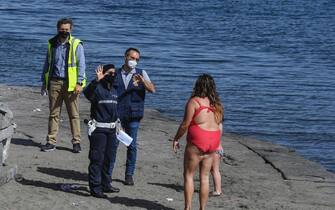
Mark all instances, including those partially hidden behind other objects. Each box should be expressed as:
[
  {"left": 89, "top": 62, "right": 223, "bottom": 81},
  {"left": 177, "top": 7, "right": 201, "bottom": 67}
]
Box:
[
  {"left": 83, "top": 79, "right": 118, "bottom": 124},
  {"left": 116, "top": 68, "right": 145, "bottom": 122}
]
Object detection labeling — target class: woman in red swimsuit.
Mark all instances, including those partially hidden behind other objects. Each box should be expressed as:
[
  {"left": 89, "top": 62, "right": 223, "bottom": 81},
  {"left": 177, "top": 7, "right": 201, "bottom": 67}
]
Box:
[{"left": 172, "top": 74, "right": 223, "bottom": 210}]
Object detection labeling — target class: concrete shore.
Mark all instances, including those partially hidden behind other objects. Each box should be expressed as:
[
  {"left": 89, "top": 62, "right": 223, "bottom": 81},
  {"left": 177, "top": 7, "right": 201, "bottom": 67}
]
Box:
[{"left": 0, "top": 84, "right": 334, "bottom": 210}]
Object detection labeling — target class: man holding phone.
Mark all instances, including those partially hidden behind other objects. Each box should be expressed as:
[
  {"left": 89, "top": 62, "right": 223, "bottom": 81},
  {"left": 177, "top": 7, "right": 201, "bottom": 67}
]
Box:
[{"left": 110, "top": 48, "right": 155, "bottom": 186}]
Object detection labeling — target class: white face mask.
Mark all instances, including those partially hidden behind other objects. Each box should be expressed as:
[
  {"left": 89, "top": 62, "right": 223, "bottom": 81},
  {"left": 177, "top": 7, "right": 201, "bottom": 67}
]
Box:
[{"left": 127, "top": 60, "right": 137, "bottom": 69}]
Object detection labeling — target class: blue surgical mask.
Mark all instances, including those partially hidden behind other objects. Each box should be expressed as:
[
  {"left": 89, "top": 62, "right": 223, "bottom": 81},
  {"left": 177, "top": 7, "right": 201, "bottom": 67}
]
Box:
[{"left": 127, "top": 60, "right": 137, "bottom": 69}]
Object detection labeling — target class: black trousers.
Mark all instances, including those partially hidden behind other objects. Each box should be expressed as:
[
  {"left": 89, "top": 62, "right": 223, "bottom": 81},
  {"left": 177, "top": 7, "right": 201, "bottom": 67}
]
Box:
[{"left": 88, "top": 128, "right": 118, "bottom": 193}]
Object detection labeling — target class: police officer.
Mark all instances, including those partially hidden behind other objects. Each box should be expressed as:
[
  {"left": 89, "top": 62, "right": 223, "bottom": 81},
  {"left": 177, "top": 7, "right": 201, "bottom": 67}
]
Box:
[{"left": 83, "top": 64, "right": 120, "bottom": 198}]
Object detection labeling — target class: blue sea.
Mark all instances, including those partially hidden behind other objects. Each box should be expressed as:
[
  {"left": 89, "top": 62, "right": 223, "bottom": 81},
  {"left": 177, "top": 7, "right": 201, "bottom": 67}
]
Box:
[{"left": 0, "top": 0, "right": 334, "bottom": 172}]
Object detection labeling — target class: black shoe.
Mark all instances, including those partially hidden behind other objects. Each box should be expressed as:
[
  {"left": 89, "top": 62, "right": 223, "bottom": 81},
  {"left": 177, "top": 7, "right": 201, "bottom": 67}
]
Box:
[
  {"left": 90, "top": 191, "right": 107, "bottom": 198},
  {"left": 73, "top": 143, "right": 81, "bottom": 153},
  {"left": 103, "top": 185, "right": 120, "bottom": 193},
  {"left": 124, "top": 175, "right": 134, "bottom": 186},
  {"left": 41, "top": 143, "right": 56, "bottom": 152}
]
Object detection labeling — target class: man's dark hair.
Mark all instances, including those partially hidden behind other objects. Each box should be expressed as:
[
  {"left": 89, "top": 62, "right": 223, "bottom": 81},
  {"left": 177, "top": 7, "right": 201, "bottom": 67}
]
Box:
[
  {"left": 57, "top": 18, "right": 73, "bottom": 29},
  {"left": 125, "top": 47, "right": 140, "bottom": 57}
]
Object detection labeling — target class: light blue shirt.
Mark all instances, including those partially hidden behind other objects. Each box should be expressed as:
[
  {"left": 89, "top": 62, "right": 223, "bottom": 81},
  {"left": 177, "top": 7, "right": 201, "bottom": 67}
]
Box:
[{"left": 41, "top": 41, "right": 86, "bottom": 84}]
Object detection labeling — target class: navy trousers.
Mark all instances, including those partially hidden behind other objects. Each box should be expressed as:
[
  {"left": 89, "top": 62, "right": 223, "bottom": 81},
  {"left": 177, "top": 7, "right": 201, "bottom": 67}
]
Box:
[
  {"left": 108, "top": 120, "right": 140, "bottom": 177},
  {"left": 88, "top": 128, "right": 118, "bottom": 193}
]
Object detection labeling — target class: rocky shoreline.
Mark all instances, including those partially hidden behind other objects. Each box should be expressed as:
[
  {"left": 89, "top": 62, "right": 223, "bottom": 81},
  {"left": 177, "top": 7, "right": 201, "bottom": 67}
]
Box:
[{"left": 0, "top": 84, "right": 334, "bottom": 210}]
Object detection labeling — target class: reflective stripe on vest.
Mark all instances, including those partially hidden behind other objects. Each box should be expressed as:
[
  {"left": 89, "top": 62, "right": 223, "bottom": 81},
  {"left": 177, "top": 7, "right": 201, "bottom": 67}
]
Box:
[{"left": 44, "top": 35, "right": 86, "bottom": 91}]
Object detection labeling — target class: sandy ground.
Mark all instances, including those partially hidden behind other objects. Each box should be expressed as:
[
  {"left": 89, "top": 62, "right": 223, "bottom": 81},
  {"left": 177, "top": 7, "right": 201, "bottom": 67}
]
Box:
[{"left": 0, "top": 84, "right": 334, "bottom": 210}]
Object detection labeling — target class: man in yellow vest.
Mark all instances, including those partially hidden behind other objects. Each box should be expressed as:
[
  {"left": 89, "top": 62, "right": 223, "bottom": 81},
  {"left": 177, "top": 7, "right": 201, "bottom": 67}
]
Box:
[{"left": 40, "top": 18, "right": 86, "bottom": 153}]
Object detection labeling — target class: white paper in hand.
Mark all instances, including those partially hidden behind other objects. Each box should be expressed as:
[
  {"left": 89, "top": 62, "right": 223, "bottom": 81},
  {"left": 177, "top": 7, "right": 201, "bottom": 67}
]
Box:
[{"left": 116, "top": 130, "right": 133, "bottom": 146}]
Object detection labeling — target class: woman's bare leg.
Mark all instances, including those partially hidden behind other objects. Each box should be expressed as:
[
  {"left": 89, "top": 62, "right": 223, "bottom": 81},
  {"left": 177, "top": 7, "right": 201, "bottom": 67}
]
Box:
[
  {"left": 211, "top": 153, "right": 222, "bottom": 194},
  {"left": 184, "top": 144, "right": 201, "bottom": 210},
  {"left": 199, "top": 153, "right": 214, "bottom": 210}
]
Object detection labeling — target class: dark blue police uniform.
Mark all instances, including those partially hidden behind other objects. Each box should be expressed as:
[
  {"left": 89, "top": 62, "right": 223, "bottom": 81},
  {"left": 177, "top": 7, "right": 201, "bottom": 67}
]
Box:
[{"left": 83, "top": 77, "right": 119, "bottom": 197}]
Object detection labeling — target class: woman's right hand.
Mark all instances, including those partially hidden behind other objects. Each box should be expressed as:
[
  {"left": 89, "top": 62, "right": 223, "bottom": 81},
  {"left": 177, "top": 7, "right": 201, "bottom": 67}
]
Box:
[
  {"left": 172, "top": 139, "right": 180, "bottom": 153},
  {"left": 95, "top": 65, "right": 104, "bottom": 81}
]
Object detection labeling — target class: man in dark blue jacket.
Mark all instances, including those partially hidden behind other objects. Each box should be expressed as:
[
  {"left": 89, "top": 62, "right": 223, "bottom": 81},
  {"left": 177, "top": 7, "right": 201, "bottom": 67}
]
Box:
[
  {"left": 83, "top": 64, "right": 120, "bottom": 198},
  {"left": 111, "top": 48, "right": 155, "bottom": 186}
]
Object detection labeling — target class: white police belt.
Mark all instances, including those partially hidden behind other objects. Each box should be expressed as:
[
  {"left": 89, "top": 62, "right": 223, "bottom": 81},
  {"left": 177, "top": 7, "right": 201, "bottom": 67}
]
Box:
[
  {"left": 87, "top": 119, "right": 121, "bottom": 136},
  {"left": 96, "top": 121, "right": 117, "bottom": 128}
]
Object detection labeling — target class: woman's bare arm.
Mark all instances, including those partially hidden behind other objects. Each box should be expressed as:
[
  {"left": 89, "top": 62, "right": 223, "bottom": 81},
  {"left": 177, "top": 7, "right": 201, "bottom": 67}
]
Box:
[{"left": 172, "top": 98, "right": 196, "bottom": 152}]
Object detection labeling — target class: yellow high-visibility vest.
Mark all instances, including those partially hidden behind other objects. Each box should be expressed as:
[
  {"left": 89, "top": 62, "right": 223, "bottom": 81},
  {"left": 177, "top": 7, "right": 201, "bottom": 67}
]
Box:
[{"left": 44, "top": 35, "right": 86, "bottom": 91}]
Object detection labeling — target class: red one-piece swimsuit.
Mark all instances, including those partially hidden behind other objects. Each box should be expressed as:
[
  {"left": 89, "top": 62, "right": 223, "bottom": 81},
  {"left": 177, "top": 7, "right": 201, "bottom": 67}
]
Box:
[{"left": 187, "top": 99, "right": 221, "bottom": 153}]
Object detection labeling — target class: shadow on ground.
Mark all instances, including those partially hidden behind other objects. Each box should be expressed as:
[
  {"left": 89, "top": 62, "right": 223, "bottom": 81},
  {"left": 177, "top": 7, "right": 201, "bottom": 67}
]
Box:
[
  {"left": 11, "top": 138, "right": 41, "bottom": 148},
  {"left": 148, "top": 182, "right": 183, "bottom": 192},
  {"left": 37, "top": 167, "right": 88, "bottom": 182},
  {"left": 148, "top": 182, "right": 200, "bottom": 193},
  {"left": 108, "top": 196, "right": 175, "bottom": 210},
  {"left": 11, "top": 138, "right": 74, "bottom": 153},
  {"left": 55, "top": 146, "right": 74, "bottom": 152},
  {"left": 17, "top": 177, "right": 89, "bottom": 197},
  {"left": 17, "top": 177, "right": 174, "bottom": 210}
]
